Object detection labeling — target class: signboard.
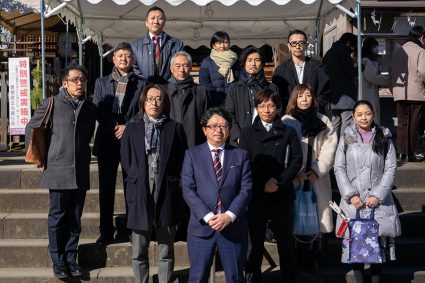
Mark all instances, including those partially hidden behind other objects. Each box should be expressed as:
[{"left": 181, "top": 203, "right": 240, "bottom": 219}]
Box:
[{"left": 8, "top": 57, "right": 31, "bottom": 135}]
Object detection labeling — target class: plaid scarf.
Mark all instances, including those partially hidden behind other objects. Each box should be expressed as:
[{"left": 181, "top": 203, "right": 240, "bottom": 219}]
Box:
[
  {"left": 111, "top": 67, "right": 131, "bottom": 114},
  {"left": 144, "top": 114, "right": 167, "bottom": 173}
]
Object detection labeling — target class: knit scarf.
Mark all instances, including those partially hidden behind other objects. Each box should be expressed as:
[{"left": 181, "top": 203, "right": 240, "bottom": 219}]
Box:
[
  {"left": 239, "top": 69, "right": 269, "bottom": 88},
  {"left": 59, "top": 87, "right": 84, "bottom": 110},
  {"left": 210, "top": 49, "right": 237, "bottom": 83},
  {"left": 168, "top": 75, "right": 195, "bottom": 94},
  {"left": 292, "top": 108, "right": 326, "bottom": 137},
  {"left": 111, "top": 67, "right": 132, "bottom": 114}
]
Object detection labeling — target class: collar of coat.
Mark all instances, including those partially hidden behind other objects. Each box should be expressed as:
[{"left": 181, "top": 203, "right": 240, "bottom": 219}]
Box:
[
  {"left": 252, "top": 116, "right": 286, "bottom": 140},
  {"left": 141, "top": 31, "right": 170, "bottom": 45}
]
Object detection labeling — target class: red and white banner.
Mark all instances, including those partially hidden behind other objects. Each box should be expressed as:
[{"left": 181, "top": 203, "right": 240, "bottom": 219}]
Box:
[{"left": 8, "top": 57, "right": 31, "bottom": 135}]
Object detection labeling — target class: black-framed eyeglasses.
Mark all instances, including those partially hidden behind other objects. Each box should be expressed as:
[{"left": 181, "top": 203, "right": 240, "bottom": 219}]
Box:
[
  {"left": 289, "top": 41, "right": 307, "bottom": 47},
  {"left": 66, "top": 77, "right": 86, "bottom": 84},
  {"left": 205, "top": 124, "right": 229, "bottom": 131}
]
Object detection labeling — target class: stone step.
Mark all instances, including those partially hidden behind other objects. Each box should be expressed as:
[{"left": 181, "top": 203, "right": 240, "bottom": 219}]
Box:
[
  {"left": 1, "top": 209, "right": 424, "bottom": 240},
  {"left": 0, "top": 265, "right": 425, "bottom": 283},
  {"left": 1, "top": 162, "right": 424, "bottom": 189},
  {"left": 400, "top": 211, "right": 425, "bottom": 237},
  {"left": 0, "top": 165, "right": 121, "bottom": 190},
  {"left": 0, "top": 236, "right": 424, "bottom": 268},
  {"left": 392, "top": 188, "right": 425, "bottom": 212},
  {"left": 0, "top": 189, "right": 126, "bottom": 213},
  {"left": 0, "top": 213, "right": 127, "bottom": 239},
  {"left": 0, "top": 239, "right": 187, "bottom": 268}
]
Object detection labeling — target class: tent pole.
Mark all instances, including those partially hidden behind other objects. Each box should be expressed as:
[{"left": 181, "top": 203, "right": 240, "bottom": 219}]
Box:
[
  {"left": 78, "top": 16, "right": 83, "bottom": 65},
  {"left": 40, "top": 0, "right": 46, "bottom": 99},
  {"left": 356, "top": 0, "right": 362, "bottom": 100},
  {"left": 97, "top": 34, "right": 104, "bottom": 77}
]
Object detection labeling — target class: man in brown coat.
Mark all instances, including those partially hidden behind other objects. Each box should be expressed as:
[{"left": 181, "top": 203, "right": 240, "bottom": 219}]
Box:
[{"left": 390, "top": 25, "right": 425, "bottom": 163}]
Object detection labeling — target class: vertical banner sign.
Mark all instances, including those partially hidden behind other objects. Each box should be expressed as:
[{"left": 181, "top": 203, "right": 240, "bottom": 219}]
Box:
[{"left": 8, "top": 57, "right": 31, "bottom": 135}]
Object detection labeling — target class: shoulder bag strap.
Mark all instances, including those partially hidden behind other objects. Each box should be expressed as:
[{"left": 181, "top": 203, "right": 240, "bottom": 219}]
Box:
[
  {"left": 41, "top": 96, "right": 54, "bottom": 129},
  {"left": 303, "top": 136, "right": 315, "bottom": 191}
]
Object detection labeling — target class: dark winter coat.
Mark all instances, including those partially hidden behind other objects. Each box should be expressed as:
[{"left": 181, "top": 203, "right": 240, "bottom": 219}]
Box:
[
  {"left": 26, "top": 90, "right": 96, "bottom": 190},
  {"left": 92, "top": 73, "right": 146, "bottom": 157},
  {"left": 322, "top": 41, "right": 357, "bottom": 110},
  {"left": 120, "top": 115, "right": 188, "bottom": 231},
  {"left": 239, "top": 117, "right": 302, "bottom": 202},
  {"left": 164, "top": 79, "right": 210, "bottom": 148},
  {"left": 199, "top": 56, "right": 240, "bottom": 107},
  {"left": 131, "top": 32, "right": 183, "bottom": 84},
  {"left": 272, "top": 57, "right": 329, "bottom": 111},
  {"left": 225, "top": 71, "right": 278, "bottom": 145}
]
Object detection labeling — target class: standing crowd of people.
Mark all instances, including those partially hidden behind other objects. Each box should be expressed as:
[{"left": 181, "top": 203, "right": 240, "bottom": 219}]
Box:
[{"left": 25, "top": 6, "right": 425, "bottom": 282}]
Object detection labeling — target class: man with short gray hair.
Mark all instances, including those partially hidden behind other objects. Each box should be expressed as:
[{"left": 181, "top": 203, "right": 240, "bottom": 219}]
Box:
[{"left": 164, "top": 51, "right": 211, "bottom": 148}]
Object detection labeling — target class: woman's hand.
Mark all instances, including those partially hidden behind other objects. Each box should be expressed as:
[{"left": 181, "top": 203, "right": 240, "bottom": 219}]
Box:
[
  {"left": 350, "top": 195, "right": 364, "bottom": 209},
  {"left": 364, "top": 196, "right": 379, "bottom": 208},
  {"left": 306, "top": 170, "right": 319, "bottom": 183},
  {"left": 297, "top": 172, "right": 307, "bottom": 181}
]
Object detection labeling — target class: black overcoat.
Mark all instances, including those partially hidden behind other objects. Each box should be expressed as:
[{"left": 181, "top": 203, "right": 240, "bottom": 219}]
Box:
[
  {"left": 239, "top": 117, "right": 302, "bottom": 202},
  {"left": 92, "top": 73, "right": 146, "bottom": 157},
  {"left": 120, "top": 115, "right": 188, "bottom": 230}
]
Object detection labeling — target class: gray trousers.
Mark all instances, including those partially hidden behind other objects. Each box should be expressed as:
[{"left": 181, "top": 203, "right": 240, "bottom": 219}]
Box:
[{"left": 132, "top": 225, "right": 177, "bottom": 283}]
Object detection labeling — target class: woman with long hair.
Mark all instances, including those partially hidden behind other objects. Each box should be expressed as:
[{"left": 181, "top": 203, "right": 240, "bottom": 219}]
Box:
[
  {"left": 282, "top": 84, "right": 338, "bottom": 271},
  {"left": 334, "top": 100, "right": 401, "bottom": 283}
]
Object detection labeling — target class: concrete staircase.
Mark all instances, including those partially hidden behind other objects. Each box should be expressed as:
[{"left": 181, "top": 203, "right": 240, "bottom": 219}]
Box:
[{"left": 0, "top": 156, "right": 424, "bottom": 283}]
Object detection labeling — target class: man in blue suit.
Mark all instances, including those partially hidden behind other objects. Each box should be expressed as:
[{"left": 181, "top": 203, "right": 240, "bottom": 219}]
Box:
[{"left": 182, "top": 108, "right": 252, "bottom": 283}]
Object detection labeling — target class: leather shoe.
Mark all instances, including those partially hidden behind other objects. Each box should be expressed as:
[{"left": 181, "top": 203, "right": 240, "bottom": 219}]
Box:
[
  {"left": 96, "top": 234, "right": 114, "bottom": 245},
  {"left": 53, "top": 262, "right": 69, "bottom": 279},
  {"left": 67, "top": 262, "right": 83, "bottom": 277}
]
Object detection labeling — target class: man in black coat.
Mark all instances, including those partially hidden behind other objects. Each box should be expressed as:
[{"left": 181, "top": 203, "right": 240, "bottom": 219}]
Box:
[
  {"left": 272, "top": 30, "right": 329, "bottom": 114},
  {"left": 93, "top": 42, "right": 146, "bottom": 244},
  {"left": 164, "top": 51, "right": 211, "bottom": 148},
  {"left": 225, "top": 47, "right": 278, "bottom": 146},
  {"left": 239, "top": 87, "right": 302, "bottom": 283},
  {"left": 131, "top": 6, "right": 184, "bottom": 84},
  {"left": 322, "top": 32, "right": 357, "bottom": 136}
]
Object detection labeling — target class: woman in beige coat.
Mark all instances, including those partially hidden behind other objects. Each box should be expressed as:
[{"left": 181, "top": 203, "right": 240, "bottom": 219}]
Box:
[
  {"left": 282, "top": 84, "right": 338, "bottom": 270},
  {"left": 361, "top": 37, "right": 390, "bottom": 124}
]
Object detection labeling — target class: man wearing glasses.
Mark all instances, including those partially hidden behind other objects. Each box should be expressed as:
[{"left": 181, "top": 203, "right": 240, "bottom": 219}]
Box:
[
  {"left": 181, "top": 108, "right": 252, "bottom": 283},
  {"left": 272, "top": 30, "right": 329, "bottom": 114},
  {"left": 25, "top": 65, "right": 97, "bottom": 278},
  {"left": 164, "top": 51, "right": 211, "bottom": 148},
  {"left": 93, "top": 42, "right": 146, "bottom": 245}
]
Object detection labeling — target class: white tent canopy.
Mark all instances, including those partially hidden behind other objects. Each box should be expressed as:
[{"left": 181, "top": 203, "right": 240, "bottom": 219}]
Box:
[{"left": 45, "top": 0, "right": 348, "bottom": 48}]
